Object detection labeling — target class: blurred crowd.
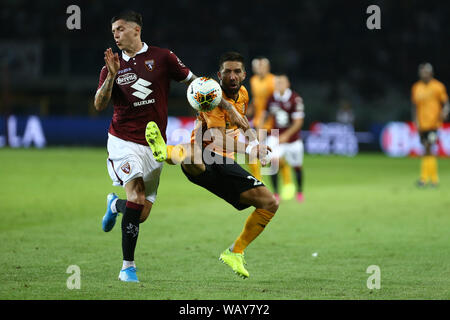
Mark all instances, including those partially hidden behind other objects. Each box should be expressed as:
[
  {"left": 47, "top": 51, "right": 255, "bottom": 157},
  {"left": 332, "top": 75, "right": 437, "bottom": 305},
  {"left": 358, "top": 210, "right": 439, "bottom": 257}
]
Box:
[{"left": 0, "top": 0, "right": 449, "bottom": 129}]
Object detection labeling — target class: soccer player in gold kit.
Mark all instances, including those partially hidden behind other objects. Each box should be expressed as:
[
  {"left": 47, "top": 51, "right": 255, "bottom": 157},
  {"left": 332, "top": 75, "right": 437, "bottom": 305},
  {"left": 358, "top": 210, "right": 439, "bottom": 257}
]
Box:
[
  {"left": 247, "top": 57, "right": 294, "bottom": 199},
  {"left": 146, "top": 52, "right": 277, "bottom": 278},
  {"left": 247, "top": 57, "right": 275, "bottom": 181},
  {"left": 411, "top": 63, "right": 449, "bottom": 187}
]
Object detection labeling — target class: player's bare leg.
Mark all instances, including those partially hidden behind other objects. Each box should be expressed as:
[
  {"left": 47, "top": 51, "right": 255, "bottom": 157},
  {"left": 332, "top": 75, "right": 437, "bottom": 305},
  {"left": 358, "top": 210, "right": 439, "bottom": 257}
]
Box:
[{"left": 239, "top": 186, "right": 279, "bottom": 214}]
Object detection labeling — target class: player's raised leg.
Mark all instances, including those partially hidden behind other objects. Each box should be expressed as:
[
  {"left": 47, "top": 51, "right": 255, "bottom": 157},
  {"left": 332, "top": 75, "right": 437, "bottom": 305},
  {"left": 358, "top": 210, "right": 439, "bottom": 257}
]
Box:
[
  {"left": 145, "top": 121, "right": 168, "bottom": 162},
  {"left": 145, "top": 120, "right": 195, "bottom": 166}
]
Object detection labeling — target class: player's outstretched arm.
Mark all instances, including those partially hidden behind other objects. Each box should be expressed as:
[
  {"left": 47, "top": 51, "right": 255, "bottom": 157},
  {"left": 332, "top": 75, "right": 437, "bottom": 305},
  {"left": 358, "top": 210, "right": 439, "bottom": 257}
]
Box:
[{"left": 94, "top": 48, "right": 120, "bottom": 111}]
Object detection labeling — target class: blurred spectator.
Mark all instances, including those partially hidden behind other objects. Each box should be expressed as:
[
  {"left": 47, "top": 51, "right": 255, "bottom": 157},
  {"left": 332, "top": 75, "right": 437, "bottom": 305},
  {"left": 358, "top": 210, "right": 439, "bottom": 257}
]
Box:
[
  {"left": 336, "top": 100, "right": 355, "bottom": 125},
  {"left": 0, "top": 0, "right": 448, "bottom": 125}
]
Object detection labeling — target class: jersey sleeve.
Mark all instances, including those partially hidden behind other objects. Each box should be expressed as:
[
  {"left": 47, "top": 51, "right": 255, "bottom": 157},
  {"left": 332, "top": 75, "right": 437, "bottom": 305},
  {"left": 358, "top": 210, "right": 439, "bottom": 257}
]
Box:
[
  {"left": 202, "top": 107, "right": 226, "bottom": 129},
  {"left": 292, "top": 95, "right": 305, "bottom": 119},
  {"left": 167, "top": 50, "right": 193, "bottom": 83},
  {"left": 438, "top": 83, "right": 449, "bottom": 104},
  {"left": 97, "top": 66, "right": 108, "bottom": 90}
]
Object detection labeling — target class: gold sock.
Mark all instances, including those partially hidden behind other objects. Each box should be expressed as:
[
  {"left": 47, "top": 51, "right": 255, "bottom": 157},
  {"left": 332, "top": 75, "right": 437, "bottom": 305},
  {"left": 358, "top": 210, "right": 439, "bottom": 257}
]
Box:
[
  {"left": 166, "top": 145, "right": 186, "bottom": 165},
  {"left": 280, "top": 160, "right": 292, "bottom": 185},
  {"left": 428, "top": 156, "right": 439, "bottom": 184},
  {"left": 420, "top": 157, "right": 429, "bottom": 183},
  {"left": 248, "top": 162, "right": 262, "bottom": 181},
  {"left": 232, "top": 209, "right": 275, "bottom": 254}
]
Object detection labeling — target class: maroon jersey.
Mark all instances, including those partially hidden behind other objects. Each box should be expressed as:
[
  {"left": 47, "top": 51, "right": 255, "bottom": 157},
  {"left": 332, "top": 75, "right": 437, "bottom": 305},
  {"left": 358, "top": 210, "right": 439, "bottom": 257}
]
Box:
[
  {"left": 97, "top": 43, "right": 192, "bottom": 145},
  {"left": 267, "top": 88, "right": 305, "bottom": 143}
]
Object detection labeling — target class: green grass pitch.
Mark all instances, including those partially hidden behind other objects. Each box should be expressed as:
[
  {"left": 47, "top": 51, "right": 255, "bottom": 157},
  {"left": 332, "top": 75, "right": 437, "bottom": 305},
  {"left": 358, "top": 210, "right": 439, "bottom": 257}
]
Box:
[{"left": 0, "top": 148, "right": 449, "bottom": 299}]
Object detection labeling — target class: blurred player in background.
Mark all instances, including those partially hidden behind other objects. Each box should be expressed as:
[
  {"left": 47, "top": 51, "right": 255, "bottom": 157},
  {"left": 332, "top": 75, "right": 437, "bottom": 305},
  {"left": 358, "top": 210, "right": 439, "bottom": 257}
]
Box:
[
  {"left": 247, "top": 57, "right": 274, "bottom": 181},
  {"left": 411, "top": 62, "right": 449, "bottom": 187},
  {"left": 147, "top": 52, "right": 277, "bottom": 279},
  {"left": 265, "top": 75, "right": 305, "bottom": 202},
  {"left": 247, "top": 57, "right": 294, "bottom": 199},
  {"left": 94, "top": 11, "right": 246, "bottom": 282},
  {"left": 248, "top": 57, "right": 275, "bottom": 137}
]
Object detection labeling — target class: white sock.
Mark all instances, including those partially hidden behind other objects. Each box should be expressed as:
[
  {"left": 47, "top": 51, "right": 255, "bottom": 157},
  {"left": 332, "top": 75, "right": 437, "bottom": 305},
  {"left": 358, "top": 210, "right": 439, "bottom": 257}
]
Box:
[
  {"left": 111, "top": 198, "right": 118, "bottom": 213},
  {"left": 122, "top": 260, "right": 136, "bottom": 270}
]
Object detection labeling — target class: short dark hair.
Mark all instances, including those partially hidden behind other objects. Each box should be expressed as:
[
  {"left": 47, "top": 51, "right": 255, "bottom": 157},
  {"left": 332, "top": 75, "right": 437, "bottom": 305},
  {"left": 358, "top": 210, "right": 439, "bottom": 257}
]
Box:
[
  {"left": 254, "top": 56, "right": 268, "bottom": 61},
  {"left": 111, "top": 10, "right": 143, "bottom": 28},
  {"left": 418, "top": 62, "right": 433, "bottom": 73},
  {"left": 219, "top": 52, "right": 245, "bottom": 71}
]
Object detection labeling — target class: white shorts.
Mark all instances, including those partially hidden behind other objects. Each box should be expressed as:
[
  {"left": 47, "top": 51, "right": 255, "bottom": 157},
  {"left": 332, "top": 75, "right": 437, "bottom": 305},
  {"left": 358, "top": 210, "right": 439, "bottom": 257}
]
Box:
[
  {"left": 266, "top": 136, "right": 304, "bottom": 167},
  {"left": 106, "top": 133, "right": 164, "bottom": 203}
]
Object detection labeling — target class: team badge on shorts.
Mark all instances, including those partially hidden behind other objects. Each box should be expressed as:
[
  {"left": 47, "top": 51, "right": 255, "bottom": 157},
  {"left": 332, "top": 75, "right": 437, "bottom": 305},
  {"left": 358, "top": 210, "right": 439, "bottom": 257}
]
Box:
[
  {"left": 121, "top": 162, "right": 131, "bottom": 174},
  {"left": 145, "top": 59, "right": 155, "bottom": 71}
]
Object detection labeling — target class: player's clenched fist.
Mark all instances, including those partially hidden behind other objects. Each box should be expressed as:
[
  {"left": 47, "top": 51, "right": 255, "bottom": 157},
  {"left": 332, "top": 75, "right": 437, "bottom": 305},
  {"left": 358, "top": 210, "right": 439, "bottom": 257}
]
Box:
[{"left": 104, "top": 48, "right": 120, "bottom": 76}]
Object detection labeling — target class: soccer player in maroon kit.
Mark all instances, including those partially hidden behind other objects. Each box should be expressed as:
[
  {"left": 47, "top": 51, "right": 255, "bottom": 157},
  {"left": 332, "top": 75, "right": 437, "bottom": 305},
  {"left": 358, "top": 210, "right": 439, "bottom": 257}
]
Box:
[
  {"left": 94, "top": 11, "right": 247, "bottom": 282},
  {"left": 265, "top": 75, "right": 305, "bottom": 203}
]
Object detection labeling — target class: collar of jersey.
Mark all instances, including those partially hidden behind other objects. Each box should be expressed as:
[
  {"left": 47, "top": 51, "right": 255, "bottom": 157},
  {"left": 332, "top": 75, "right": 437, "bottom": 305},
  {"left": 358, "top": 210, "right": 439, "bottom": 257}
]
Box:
[
  {"left": 274, "top": 88, "right": 292, "bottom": 102},
  {"left": 122, "top": 42, "right": 148, "bottom": 61}
]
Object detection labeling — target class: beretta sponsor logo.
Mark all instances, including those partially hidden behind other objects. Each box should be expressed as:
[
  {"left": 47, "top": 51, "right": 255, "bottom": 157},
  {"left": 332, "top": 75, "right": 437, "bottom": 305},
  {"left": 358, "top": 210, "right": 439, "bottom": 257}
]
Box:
[{"left": 116, "top": 73, "right": 137, "bottom": 85}]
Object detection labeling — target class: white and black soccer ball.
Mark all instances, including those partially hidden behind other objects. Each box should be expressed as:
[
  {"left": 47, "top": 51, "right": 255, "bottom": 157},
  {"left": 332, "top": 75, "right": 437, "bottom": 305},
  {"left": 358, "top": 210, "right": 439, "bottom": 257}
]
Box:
[{"left": 187, "top": 77, "right": 222, "bottom": 112}]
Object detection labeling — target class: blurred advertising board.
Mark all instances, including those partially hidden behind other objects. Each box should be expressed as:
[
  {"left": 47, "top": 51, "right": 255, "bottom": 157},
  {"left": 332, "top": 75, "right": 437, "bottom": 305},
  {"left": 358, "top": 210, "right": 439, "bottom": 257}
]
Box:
[
  {"left": 15, "top": 116, "right": 450, "bottom": 158},
  {"left": 380, "top": 122, "right": 450, "bottom": 157}
]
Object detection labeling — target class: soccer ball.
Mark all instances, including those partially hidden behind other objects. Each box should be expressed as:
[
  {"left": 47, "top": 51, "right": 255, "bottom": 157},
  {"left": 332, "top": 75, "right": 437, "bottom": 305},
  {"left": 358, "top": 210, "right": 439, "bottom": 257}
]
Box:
[{"left": 187, "top": 77, "right": 222, "bottom": 112}]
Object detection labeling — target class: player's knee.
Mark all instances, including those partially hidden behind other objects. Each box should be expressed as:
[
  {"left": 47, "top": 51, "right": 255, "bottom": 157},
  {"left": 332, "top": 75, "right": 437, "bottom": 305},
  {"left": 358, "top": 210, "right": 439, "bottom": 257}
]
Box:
[
  {"left": 257, "top": 189, "right": 279, "bottom": 213},
  {"left": 241, "top": 187, "right": 278, "bottom": 213},
  {"left": 127, "top": 192, "right": 146, "bottom": 205},
  {"left": 265, "top": 193, "right": 279, "bottom": 213},
  {"left": 125, "top": 179, "right": 147, "bottom": 205}
]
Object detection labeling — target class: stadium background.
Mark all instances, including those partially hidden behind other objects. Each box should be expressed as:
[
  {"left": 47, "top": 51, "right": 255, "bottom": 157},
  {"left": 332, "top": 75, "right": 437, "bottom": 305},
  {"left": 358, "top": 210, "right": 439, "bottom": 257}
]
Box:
[
  {"left": 1, "top": 0, "right": 450, "bottom": 302},
  {"left": 1, "top": 0, "right": 450, "bottom": 154}
]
